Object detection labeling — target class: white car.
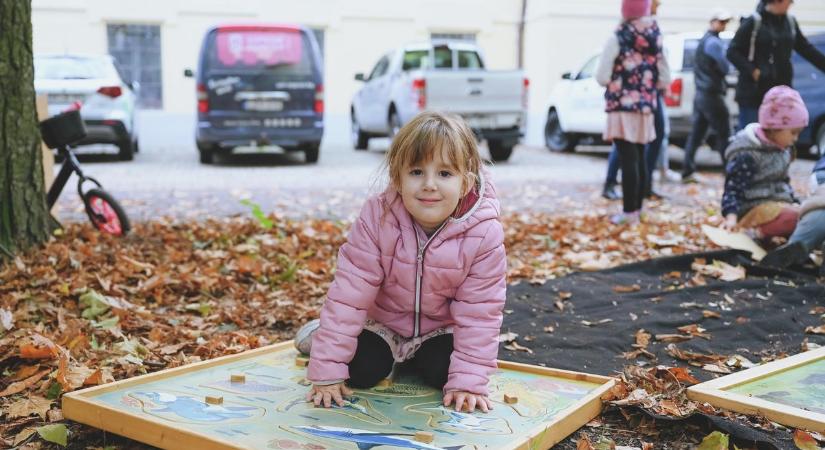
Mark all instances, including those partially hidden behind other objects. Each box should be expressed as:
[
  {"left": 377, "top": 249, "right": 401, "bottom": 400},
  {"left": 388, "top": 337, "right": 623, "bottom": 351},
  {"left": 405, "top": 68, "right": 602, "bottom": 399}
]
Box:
[
  {"left": 35, "top": 54, "right": 139, "bottom": 160},
  {"left": 543, "top": 31, "right": 738, "bottom": 152},
  {"left": 351, "top": 41, "right": 527, "bottom": 161}
]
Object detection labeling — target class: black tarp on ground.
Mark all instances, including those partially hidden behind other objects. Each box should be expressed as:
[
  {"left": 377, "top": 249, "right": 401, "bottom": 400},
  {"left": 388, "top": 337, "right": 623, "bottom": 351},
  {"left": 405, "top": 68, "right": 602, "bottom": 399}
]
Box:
[{"left": 500, "top": 250, "right": 825, "bottom": 449}]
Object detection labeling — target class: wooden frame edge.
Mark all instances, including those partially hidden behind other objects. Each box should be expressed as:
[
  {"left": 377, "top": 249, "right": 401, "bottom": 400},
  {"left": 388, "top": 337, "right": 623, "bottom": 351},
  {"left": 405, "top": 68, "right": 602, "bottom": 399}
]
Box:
[
  {"left": 64, "top": 341, "right": 295, "bottom": 400},
  {"left": 63, "top": 344, "right": 617, "bottom": 449},
  {"left": 686, "top": 347, "right": 825, "bottom": 433}
]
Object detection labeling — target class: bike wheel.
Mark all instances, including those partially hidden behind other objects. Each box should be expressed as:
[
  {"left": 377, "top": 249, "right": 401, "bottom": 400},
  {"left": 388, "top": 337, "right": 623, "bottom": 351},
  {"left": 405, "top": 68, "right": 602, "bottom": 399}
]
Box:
[{"left": 83, "top": 188, "right": 130, "bottom": 236}]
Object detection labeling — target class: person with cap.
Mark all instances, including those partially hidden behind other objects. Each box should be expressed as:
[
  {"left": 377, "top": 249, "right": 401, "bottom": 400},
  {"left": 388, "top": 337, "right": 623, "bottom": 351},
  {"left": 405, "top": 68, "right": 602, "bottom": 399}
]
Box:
[
  {"left": 681, "top": 9, "right": 733, "bottom": 183},
  {"left": 761, "top": 154, "right": 825, "bottom": 275},
  {"left": 596, "top": 0, "right": 670, "bottom": 224},
  {"left": 720, "top": 85, "right": 808, "bottom": 241},
  {"left": 727, "top": 0, "right": 825, "bottom": 131}
]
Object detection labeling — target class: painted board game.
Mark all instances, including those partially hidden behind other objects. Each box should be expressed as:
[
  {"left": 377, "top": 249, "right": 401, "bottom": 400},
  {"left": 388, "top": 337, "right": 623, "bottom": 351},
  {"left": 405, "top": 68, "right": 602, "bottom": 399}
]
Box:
[
  {"left": 64, "top": 341, "right": 615, "bottom": 449},
  {"left": 688, "top": 347, "right": 825, "bottom": 433}
]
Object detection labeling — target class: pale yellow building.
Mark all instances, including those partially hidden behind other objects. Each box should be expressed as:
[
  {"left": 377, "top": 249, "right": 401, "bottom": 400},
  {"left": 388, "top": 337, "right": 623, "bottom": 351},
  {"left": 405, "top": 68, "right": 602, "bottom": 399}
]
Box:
[{"left": 31, "top": 0, "right": 825, "bottom": 147}]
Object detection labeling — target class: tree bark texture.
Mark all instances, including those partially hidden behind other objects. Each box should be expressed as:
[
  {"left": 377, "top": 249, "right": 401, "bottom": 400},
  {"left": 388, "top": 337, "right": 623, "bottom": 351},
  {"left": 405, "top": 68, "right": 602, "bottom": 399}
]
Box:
[{"left": 0, "top": 0, "right": 51, "bottom": 258}]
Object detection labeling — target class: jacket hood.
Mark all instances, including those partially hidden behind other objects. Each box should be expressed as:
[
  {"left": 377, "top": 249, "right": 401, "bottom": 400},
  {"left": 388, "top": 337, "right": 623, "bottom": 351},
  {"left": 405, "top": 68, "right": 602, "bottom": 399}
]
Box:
[
  {"left": 382, "top": 166, "right": 501, "bottom": 241},
  {"left": 726, "top": 123, "right": 768, "bottom": 161}
]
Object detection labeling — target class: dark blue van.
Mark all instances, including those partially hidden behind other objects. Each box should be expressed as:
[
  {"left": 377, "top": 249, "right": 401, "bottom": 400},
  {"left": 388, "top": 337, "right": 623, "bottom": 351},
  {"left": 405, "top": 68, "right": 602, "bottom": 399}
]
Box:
[
  {"left": 188, "top": 24, "right": 324, "bottom": 164},
  {"left": 792, "top": 32, "right": 825, "bottom": 158}
]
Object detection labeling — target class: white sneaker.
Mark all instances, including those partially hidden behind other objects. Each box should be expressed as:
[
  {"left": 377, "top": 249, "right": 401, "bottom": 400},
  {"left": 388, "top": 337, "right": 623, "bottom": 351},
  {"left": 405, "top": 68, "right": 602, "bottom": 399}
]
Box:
[
  {"left": 662, "top": 169, "right": 681, "bottom": 183},
  {"left": 294, "top": 319, "right": 320, "bottom": 355}
]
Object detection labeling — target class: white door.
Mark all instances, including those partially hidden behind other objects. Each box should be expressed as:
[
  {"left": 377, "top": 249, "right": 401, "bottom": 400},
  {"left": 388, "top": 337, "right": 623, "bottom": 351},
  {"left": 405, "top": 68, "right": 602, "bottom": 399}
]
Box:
[
  {"left": 564, "top": 56, "right": 606, "bottom": 134},
  {"left": 360, "top": 55, "right": 391, "bottom": 131}
]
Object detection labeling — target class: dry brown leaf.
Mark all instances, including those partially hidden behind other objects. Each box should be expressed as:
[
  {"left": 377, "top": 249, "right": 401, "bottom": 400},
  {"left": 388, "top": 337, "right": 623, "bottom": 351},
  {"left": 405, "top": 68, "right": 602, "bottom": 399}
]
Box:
[
  {"left": 6, "top": 396, "right": 53, "bottom": 420},
  {"left": 19, "top": 334, "right": 59, "bottom": 359},
  {"left": 10, "top": 365, "right": 42, "bottom": 382},
  {"left": 702, "top": 310, "right": 721, "bottom": 319},
  {"left": 677, "top": 324, "right": 711, "bottom": 339},
  {"left": 635, "top": 329, "right": 651, "bottom": 348},
  {"left": 655, "top": 334, "right": 693, "bottom": 343},
  {"left": 0, "top": 369, "right": 51, "bottom": 397},
  {"left": 577, "top": 434, "right": 595, "bottom": 450},
  {"left": 806, "top": 325, "right": 825, "bottom": 335},
  {"left": 613, "top": 284, "right": 641, "bottom": 293},
  {"left": 503, "top": 341, "right": 534, "bottom": 354},
  {"left": 691, "top": 259, "right": 746, "bottom": 282}
]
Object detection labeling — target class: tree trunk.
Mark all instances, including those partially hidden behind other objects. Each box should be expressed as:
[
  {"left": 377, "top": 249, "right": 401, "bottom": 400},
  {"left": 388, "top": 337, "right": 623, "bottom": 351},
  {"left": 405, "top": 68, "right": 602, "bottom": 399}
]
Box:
[{"left": 0, "top": 0, "right": 52, "bottom": 259}]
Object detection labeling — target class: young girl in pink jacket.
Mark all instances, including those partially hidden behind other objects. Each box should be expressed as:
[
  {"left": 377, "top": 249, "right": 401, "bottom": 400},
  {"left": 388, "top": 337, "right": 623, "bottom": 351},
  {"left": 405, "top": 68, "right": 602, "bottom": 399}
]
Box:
[{"left": 294, "top": 111, "right": 507, "bottom": 413}]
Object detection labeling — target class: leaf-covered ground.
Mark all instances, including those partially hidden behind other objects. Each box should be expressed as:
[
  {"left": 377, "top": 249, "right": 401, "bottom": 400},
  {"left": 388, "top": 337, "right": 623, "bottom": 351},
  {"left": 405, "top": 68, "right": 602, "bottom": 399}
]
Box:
[{"left": 1, "top": 178, "right": 822, "bottom": 449}]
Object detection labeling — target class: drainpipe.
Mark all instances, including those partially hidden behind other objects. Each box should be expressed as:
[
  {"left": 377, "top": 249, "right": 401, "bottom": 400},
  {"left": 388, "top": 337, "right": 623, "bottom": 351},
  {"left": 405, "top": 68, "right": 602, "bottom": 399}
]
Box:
[{"left": 517, "top": 0, "right": 527, "bottom": 69}]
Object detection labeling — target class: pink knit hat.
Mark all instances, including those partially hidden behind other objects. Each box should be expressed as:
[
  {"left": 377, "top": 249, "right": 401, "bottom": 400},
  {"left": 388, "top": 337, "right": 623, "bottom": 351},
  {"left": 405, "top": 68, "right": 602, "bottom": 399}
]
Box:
[
  {"left": 759, "top": 85, "right": 809, "bottom": 130},
  {"left": 622, "top": 0, "right": 651, "bottom": 19}
]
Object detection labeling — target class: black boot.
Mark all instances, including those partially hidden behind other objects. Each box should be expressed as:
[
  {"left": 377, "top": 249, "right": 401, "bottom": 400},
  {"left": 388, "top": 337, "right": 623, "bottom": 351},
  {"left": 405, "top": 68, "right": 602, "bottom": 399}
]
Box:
[
  {"left": 602, "top": 183, "right": 620, "bottom": 200},
  {"left": 761, "top": 241, "right": 808, "bottom": 269}
]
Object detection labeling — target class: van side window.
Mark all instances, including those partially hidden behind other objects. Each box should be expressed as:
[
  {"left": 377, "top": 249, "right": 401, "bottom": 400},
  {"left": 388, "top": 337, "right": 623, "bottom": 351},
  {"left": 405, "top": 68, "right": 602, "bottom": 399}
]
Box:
[
  {"left": 433, "top": 46, "right": 453, "bottom": 69},
  {"left": 368, "top": 56, "right": 389, "bottom": 80},
  {"left": 457, "top": 50, "right": 483, "bottom": 69},
  {"left": 402, "top": 50, "right": 430, "bottom": 71}
]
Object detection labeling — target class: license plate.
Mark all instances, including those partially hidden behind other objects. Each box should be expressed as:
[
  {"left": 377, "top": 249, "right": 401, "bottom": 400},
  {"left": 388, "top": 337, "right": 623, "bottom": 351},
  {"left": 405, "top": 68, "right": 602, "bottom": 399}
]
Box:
[
  {"left": 48, "top": 93, "right": 85, "bottom": 104},
  {"left": 243, "top": 100, "right": 284, "bottom": 112},
  {"left": 465, "top": 116, "right": 494, "bottom": 129}
]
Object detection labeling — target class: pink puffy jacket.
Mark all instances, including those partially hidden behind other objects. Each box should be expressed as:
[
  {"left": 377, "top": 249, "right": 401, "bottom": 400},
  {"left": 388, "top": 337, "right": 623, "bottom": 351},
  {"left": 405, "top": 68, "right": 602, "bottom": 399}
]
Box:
[{"left": 308, "top": 170, "right": 507, "bottom": 395}]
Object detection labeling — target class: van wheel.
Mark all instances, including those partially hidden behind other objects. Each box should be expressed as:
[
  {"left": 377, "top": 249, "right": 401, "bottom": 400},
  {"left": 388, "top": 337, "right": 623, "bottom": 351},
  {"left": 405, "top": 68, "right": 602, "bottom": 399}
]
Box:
[
  {"left": 488, "top": 140, "right": 514, "bottom": 162},
  {"left": 545, "top": 109, "right": 577, "bottom": 152},
  {"left": 352, "top": 112, "right": 369, "bottom": 150},
  {"left": 199, "top": 148, "right": 214, "bottom": 164},
  {"left": 304, "top": 145, "right": 320, "bottom": 164}
]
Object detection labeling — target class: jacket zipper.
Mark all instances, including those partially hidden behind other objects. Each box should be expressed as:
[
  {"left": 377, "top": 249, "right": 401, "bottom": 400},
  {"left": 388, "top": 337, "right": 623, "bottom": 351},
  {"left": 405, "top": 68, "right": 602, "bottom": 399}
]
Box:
[{"left": 414, "top": 221, "right": 448, "bottom": 338}]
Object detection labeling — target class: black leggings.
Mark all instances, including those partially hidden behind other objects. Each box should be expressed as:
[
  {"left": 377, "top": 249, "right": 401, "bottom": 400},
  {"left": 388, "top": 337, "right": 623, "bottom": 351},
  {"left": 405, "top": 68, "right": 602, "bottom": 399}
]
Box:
[
  {"left": 615, "top": 139, "right": 647, "bottom": 213},
  {"left": 347, "top": 330, "right": 453, "bottom": 390}
]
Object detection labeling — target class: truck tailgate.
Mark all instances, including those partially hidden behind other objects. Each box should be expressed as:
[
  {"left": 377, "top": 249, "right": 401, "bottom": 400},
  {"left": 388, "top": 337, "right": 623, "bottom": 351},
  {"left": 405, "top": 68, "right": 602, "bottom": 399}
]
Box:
[{"left": 424, "top": 71, "right": 524, "bottom": 126}]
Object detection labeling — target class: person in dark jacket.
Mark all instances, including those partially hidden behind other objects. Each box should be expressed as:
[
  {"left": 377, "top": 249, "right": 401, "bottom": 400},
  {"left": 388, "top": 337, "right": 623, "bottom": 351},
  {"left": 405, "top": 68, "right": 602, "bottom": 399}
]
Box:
[
  {"left": 682, "top": 9, "right": 733, "bottom": 182},
  {"left": 727, "top": 0, "right": 825, "bottom": 131}
]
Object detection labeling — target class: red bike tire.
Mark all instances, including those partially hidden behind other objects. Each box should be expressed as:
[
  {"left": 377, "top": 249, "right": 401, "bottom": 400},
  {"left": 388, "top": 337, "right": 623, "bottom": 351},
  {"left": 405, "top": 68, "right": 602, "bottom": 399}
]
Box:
[{"left": 83, "top": 188, "right": 130, "bottom": 236}]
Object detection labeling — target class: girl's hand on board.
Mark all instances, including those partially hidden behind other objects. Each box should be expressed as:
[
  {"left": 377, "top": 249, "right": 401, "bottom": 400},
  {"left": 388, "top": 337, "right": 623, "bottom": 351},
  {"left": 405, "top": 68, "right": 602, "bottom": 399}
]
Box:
[
  {"left": 443, "top": 390, "right": 493, "bottom": 413},
  {"left": 306, "top": 382, "right": 353, "bottom": 408}
]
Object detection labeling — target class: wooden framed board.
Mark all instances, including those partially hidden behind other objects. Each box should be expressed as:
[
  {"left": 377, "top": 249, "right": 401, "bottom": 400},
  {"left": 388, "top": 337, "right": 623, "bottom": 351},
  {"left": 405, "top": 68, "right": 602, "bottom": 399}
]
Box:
[
  {"left": 64, "top": 341, "right": 615, "bottom": 449},
  {"left": 687, "top": 347, "right": 825, "bottom": 432}
]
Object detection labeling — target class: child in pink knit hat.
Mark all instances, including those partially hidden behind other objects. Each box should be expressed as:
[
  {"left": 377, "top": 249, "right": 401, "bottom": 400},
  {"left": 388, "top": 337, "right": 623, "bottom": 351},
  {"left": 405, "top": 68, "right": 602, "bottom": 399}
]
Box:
[{"left": 720, "top": 85, "right": 809, "bottom": 240}]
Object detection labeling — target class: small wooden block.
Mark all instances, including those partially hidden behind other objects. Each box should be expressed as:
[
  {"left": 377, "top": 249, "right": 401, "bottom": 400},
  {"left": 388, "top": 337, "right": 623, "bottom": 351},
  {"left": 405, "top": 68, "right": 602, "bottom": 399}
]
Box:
[
  {"left": 205, "top": 396, "right": 223, "bottom": 405},
  {"left": 377, "top": 378, "right": 393, "bottom": 387},
  {"left": 504, "top": 394, "right": 518, "bottom": 404},
  {"left": 414, "top": 431, "right": 434, "bottom": 444},
  {"left": 295, "top": 356, "right": 309, "bottom": 367},
  {"left": 230, "top": 374, "right": 246, "bottom": 383}
]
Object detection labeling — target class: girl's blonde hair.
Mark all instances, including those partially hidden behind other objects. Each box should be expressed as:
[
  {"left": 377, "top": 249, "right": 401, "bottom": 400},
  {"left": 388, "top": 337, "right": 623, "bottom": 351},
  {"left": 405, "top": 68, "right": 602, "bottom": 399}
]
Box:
[{"left": 385, "top": 111, "right": 481, "bottom": 194}]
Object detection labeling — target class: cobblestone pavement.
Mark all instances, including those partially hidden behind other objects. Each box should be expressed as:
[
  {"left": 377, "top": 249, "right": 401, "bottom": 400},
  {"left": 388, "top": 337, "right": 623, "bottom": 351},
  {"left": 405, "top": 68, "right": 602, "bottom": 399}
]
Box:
[{"left": 52, "top": 140, "right": 815, "bottom": 224}]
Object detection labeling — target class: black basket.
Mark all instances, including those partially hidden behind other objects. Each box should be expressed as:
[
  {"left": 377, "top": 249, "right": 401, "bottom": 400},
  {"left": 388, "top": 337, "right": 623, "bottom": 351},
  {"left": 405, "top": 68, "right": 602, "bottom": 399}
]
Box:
[{"left": 39, "top": 110, "right": 87, "bottom": 149}]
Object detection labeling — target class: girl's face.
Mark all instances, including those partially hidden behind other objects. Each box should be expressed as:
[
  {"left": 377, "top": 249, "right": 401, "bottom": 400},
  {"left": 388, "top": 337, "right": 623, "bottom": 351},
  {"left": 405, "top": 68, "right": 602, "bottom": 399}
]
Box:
[
  {"left": 766, "top": 127, "right": 803, "bottom": 148},
  {"left": 398, "top": 147, "right": 466, "bottom": 233}
]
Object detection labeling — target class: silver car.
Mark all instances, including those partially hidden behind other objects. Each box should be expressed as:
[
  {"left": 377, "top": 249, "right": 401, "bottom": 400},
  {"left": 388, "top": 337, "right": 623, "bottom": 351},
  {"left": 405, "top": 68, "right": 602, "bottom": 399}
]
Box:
[{"left": 34, "top": 54, "right": 139, "bottom": 161}]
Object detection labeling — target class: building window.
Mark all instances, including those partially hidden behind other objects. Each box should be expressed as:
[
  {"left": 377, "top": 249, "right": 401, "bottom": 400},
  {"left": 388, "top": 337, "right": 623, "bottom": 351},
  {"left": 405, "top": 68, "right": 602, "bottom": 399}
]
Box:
[
  {"left": 430, "top": 32, "right": 476, "bottom": 43},
  {"left": 107, "top": 24, "right": 162, "bottom": 109}
]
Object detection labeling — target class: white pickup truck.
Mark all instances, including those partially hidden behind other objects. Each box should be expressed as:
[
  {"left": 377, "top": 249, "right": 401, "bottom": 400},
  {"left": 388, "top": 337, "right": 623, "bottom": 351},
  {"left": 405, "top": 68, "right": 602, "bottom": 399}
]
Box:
[{"left": 351, "top": 41, "right": 527, "bottom": 161}]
